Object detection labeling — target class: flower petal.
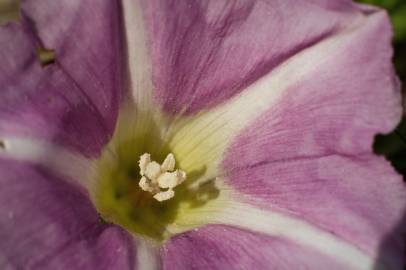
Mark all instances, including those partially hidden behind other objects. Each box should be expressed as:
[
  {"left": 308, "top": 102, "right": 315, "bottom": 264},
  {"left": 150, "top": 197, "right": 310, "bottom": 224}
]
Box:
[
  {"left": 163, "top": 225, "right": 356, "bottom": 270},
  {"left": 135, "top": 238, "right": 161, "bottom": 270},
  {"left": 221, "top": 9, "right": 400, "bottom": 162},
  {"left": 123, "top": 0, "right": 153, "bottom": 113},
  {"left": 167, "top": 199, "right": 381, "bottom": 269},
  {"left": 166, "top": 5, "right": 405, "bottom": 268},
  {"left": 222, "top": 155, "right": 406, "bottom": 268},
  {"left": 0, "top": 137, "right": 92, "bottom": 189},
  {"left": 216, "top": 6, "right": 406, "bottom": 267},
  {"left": 0, "top": 158, "right": 135, "bottom": 269},
  {"left": 168, "top": 6, "right": 397, "bottom": 185},
  {"left": 0, "top": 0, "right": 123, "bottom": 156},
  {"left": 142, "top": 0, "right": 367, "bottom": 114}
]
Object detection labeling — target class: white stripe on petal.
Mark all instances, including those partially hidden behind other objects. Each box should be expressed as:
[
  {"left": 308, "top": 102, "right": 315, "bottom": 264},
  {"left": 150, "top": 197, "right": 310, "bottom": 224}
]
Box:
[
  {"left": 214, "top": 202, "right": 378, "bottom": 270},
  {"left": 122, "top": 0, "right": 153, "bottom": 112},
  {"left": 135, "top": 237, "right": 162, "bottom": 270},
  {"left": 0, "top": 137, "right": 92, "bottom": 188},
  {"left": 170, "top": 194, "right": 379, "bottom": 270}
]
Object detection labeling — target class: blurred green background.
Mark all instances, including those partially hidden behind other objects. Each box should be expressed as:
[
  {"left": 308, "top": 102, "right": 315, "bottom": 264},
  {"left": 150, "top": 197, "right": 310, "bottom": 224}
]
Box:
[{"left": 358, "top": 0, "right": 406, "bottom": 177}]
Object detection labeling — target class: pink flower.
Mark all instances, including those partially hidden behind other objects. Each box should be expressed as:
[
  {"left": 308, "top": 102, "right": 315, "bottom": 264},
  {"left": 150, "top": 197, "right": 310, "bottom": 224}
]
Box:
[{"left": 0, "top": 0, "right": 405, "bottom": 269}]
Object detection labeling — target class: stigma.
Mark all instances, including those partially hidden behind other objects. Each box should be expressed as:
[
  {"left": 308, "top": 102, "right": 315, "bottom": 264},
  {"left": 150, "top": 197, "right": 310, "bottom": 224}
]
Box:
[{"left": 138, "top": 153, "right": 186, "bottom": 202}]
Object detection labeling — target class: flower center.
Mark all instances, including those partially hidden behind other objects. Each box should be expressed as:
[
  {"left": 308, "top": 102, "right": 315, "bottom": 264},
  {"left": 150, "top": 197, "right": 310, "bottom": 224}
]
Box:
[
  {"left": 138, "top": 153, "right": 186, "bottom": 201},
  {"left": 90, "top": 109, "right": 220, "bottom": 241}
]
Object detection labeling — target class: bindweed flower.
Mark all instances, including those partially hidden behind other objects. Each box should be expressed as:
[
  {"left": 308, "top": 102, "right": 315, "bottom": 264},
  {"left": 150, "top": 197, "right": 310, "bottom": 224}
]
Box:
[{"left": 0, "top": 0, "right": 405, "bottom": 269}]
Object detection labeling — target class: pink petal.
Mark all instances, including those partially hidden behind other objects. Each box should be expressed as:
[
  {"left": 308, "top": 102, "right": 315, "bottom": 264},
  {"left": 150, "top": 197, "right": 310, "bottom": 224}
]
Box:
[
  {"left": 142, "top": 0, "right": 369, "bottom": 114},
  {"left": 0, "top": 0, "right": 123, "bottom": 156},
  {"left": 221, "top": 7, "right": 405, "bottom": 266},
  {"left": 0, "top": 158, "right": 134, "bottom": 269},
  {"left": 222, "top": 9, "right": 399, "bottom": 160},
  {"left": 163, "top": 224, "right": 351, "bottom": 270},
  {"left": 225, "top": 155, "right": 405, "bottom": 268}
]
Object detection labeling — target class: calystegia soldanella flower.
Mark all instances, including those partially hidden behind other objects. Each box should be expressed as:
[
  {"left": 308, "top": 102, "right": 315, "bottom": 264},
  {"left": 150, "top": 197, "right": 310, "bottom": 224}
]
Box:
[{"left": 0, "top": 0, "right": 405, "bottom": 269}]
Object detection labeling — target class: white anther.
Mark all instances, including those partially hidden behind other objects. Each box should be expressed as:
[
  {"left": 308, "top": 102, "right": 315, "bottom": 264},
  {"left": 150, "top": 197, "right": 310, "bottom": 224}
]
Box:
[
  {"left": 137, "top": 152, "right": 187, "bottom": 202},
  {"left": 161, "top": 153, "right": 175, "bottom": 172},
  {"left": 139, "top": 176, "right": 149, "bottom": 191},
  {"left": 157, "top": 170, "right": 186, "bottom": 189},
  {"left": 139, "top": 176, "right": 157, "bottom": 193},
  {"left": 157, "top": 171, "right": 179, "bottom": 189},
  {"left": 139, "top": 153, "right": 151, "bottom": 176},
  {"left": 144, "top": 161, "right": 161, "bottom": 180},
  {"left": 153, "top": 190, "right": 175, "bottom": 202}
]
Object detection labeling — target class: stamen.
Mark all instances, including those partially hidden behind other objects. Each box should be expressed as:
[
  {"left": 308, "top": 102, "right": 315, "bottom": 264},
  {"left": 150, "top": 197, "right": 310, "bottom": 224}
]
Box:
[
  {"left": 144, "top": 161, "right": 161, "bottom": 179},
  {"left": 138, "top": 153, "right": 187, "bottom": 202},
  {"left": 161, "top": 153, "right": 175, "bottom": 172},
  {"left": 139, "top": 176, "right": 159, "bottom": 193},
  {"left": 139, "top": 153, "right": 151, "bottom": 176},
  {"left": 153, "top": 190, "right": 174, "bottom": 202},
  {"left": 157, "top": 171, "right": 186, "bottom": 189}
]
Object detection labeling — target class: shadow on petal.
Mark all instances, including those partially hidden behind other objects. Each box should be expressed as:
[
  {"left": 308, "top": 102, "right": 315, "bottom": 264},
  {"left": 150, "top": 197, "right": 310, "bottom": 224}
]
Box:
[{"left": 373, "top": 205, "right": 406, "bottom": 269}]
